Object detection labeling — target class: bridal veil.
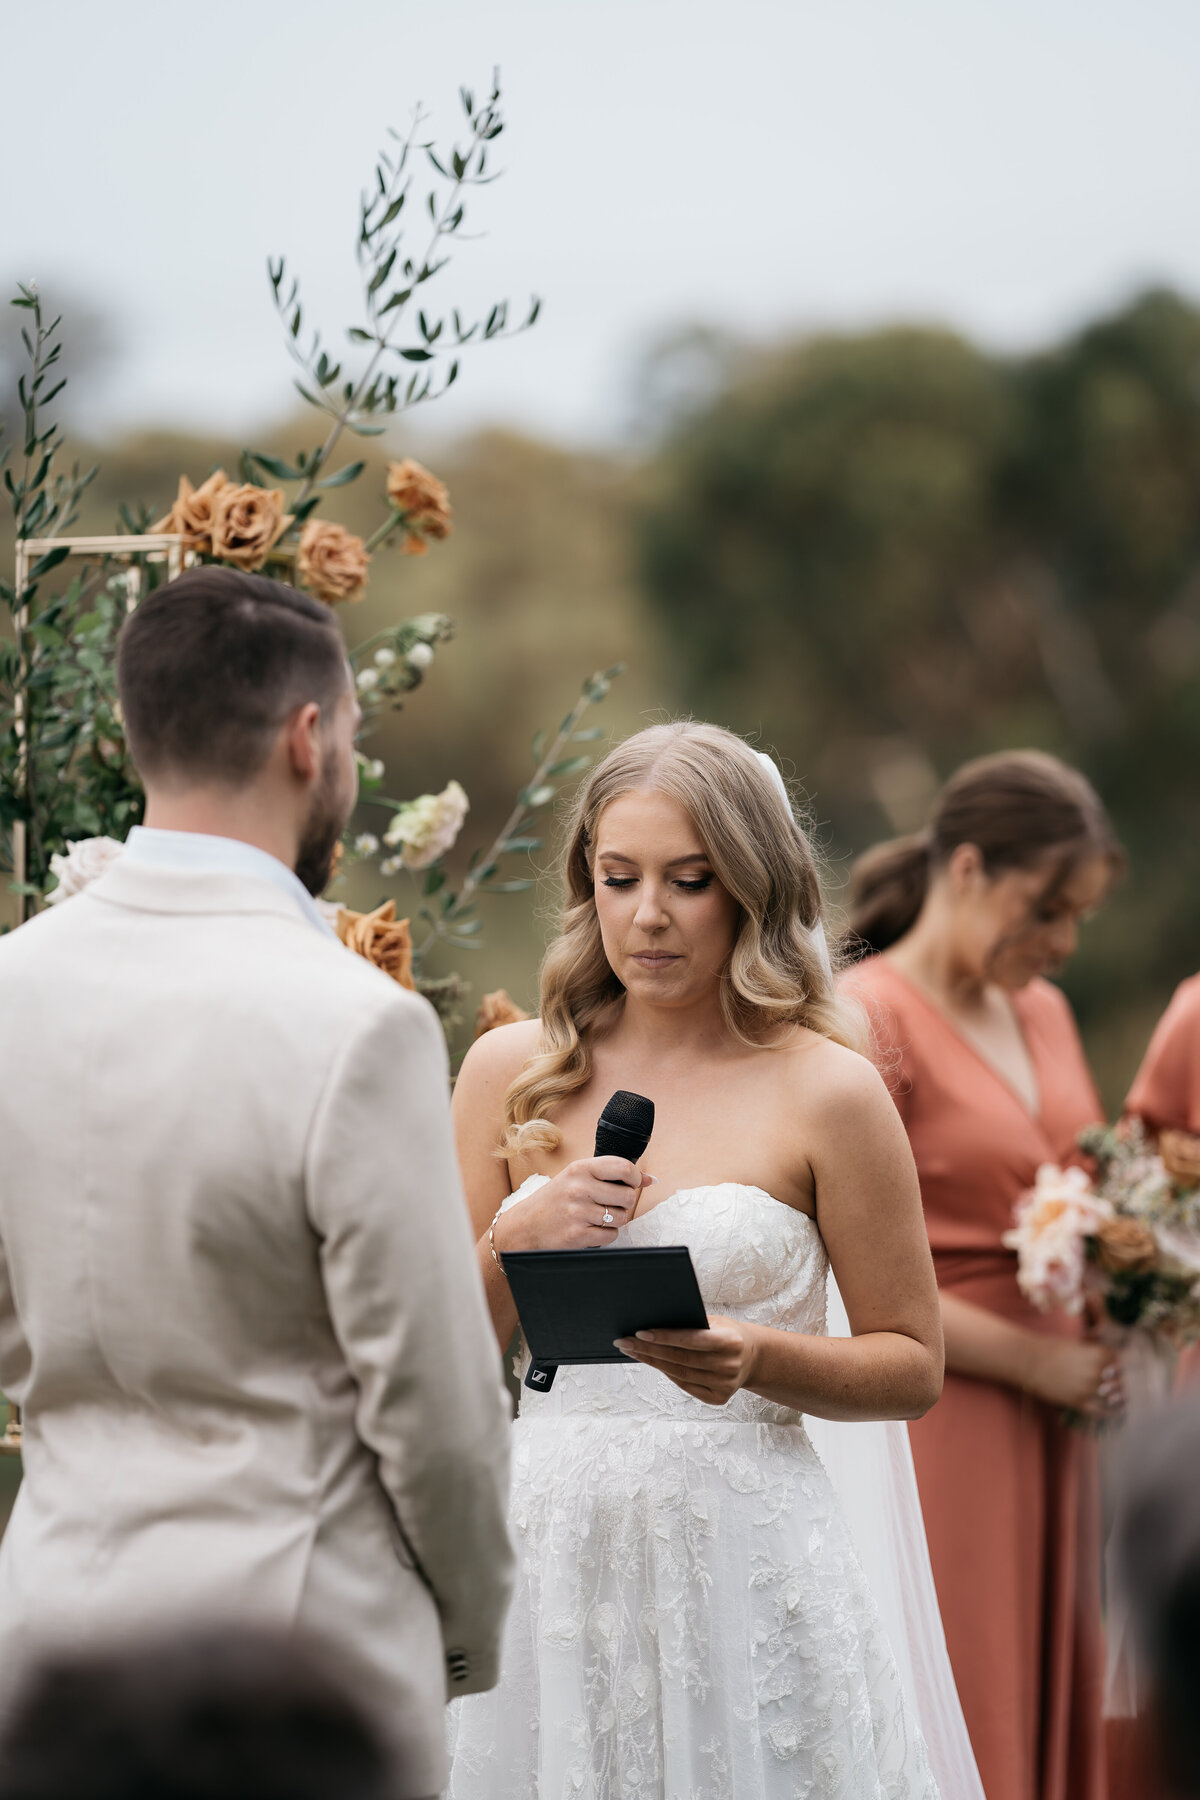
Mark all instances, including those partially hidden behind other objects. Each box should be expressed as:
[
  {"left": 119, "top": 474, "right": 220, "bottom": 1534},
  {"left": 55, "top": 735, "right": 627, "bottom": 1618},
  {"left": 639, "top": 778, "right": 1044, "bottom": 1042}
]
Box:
[{"left": 753, "top": 753, "right": 984, "bottom": 1800}]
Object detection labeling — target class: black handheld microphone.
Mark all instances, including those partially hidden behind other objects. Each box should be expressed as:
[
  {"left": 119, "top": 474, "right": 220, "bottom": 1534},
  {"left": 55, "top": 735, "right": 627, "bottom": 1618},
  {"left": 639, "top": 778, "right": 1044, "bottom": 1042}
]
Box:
[
  {"left": 523, "top": 1090, "right": 655, "bottom": 1394},
  {"left": 593, "top": 1089, "right": 656, "bottom": 1164}
]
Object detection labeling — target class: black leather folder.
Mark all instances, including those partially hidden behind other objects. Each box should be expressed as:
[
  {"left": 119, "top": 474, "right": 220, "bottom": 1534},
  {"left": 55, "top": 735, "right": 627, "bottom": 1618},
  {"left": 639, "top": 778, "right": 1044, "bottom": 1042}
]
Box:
[{"left": 501, "top": 1245, "right": 708, "bottom": 1367}]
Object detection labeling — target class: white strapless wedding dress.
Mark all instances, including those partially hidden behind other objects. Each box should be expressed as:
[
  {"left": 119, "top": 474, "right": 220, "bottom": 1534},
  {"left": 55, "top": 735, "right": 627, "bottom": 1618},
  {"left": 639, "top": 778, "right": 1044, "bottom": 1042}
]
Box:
[{"left": 448, "top": 1178, "right": 974, "bottom": 1800}]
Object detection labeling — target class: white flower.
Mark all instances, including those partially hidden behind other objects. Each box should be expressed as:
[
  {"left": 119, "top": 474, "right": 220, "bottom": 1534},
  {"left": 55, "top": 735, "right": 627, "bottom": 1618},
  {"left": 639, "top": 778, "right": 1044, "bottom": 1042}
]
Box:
[
  {"left": 356, "top": 667, "right": 380, "bottom": 692},
  {"left": 45, "top": 836, "right": 125, "bottom": 904},
  {"left": 354, "top": 833, "right": 380, "bottom": 856},
  {"left": 1003, "top": 1163, "right": 1113, "bottom": 1315},
  {"left": 379, "top": 855, "right": 403, "bottom": 877},
  {"left": 356, "top": 755, "right": 385, "bottom": 783},
  {"left": 373, "top": 646, "right": 397, "bottom": 668},
  {"left": 1154, "top": 1221, "right": 1200, "bottom": 1278},
  {"left": 382, "top": 779, "right": 469, "bottom": 870},
  {"left": 406, "top": 641, "right": 435, "bottom": 671}
]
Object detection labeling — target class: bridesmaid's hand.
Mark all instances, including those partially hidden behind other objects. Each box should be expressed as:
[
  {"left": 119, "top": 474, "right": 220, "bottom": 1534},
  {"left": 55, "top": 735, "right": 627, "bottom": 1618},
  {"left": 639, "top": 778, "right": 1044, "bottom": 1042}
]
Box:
[
  {"left": 1023, "top": 1339, "right": 1124, "bottom": 1417},
  {"left": 614, "top": 1315, "right": 760, "bottom": 1406}
]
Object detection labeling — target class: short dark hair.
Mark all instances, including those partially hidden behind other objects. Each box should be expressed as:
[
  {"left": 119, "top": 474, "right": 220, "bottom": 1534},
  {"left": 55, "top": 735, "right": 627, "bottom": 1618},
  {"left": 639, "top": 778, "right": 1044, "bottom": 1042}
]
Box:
[
  {"left": 116, "top": 567, "right": 349, "bottom": 786},
  {"left": 0, "top": 1627, "right": 403, "bottom": 1800}
]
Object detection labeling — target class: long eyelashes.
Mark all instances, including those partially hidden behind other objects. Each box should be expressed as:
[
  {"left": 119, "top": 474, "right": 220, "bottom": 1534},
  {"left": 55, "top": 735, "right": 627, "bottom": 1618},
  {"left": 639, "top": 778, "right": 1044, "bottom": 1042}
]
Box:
[{"left": 600, "top": 876, "right": 713, "bottom": 893}]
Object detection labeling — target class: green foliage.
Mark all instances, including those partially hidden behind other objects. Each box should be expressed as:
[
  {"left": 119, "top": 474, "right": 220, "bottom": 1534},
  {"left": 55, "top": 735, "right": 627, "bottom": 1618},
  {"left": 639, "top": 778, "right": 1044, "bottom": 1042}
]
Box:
[
  {"left": 637, "top": 291, "right": 1200, "bottom": 1097},
  {"left": 0, "top": 78, "right": 586, "bottom": 1026},
  {"left": 0, "top": 287, "right": 130, "bottom": 895},
  {"left": 389, "top": 664, "right": 624, "bottom": 971},
  {"left": 266, "top": 73, "right": 538, "bottom": 504},
  {"left": 0, "top": 569, "right": 143, "bottom": 885}
]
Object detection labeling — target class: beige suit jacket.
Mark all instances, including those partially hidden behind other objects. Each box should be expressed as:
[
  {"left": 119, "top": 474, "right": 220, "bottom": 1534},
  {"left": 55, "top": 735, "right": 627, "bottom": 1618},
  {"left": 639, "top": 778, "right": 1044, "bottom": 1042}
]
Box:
[{"left": 0, "top": 861, "right": 513, "bottom": 1796}]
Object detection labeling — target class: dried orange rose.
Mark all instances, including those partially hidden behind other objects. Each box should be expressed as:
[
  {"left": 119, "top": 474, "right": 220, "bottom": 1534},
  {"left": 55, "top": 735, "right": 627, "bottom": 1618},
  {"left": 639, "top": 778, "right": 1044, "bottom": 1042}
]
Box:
[
  {"left": 210, "top": 483, "right": 293, "bottom": 571},
  {"left": 474, "top": 990, "right": 530, "bottom": 1038},
  {"left": 385, "top": 458, "right": 452, "bottom": 554},
  {"left": 1095, "top": 1215, "right": 1159, "bottom": 1275},
  {"left": 151, "top": 469, "right": 230, "bottom": 548},
  {"left": 297, "top": 519, "right": 370, "bottom": 605},
  {"left": 1161, "top": 1130, "right": 1200, "bottom": 1186},
  {"left": 335, "top": 900, "right": 414, "bottom": 989}
]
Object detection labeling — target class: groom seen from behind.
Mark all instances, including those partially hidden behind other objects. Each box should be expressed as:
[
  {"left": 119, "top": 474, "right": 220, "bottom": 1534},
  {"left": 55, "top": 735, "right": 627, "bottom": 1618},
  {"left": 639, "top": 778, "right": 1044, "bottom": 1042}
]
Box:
[{"left": 0, "top": 567, "right": 513, "bottom": 1800}]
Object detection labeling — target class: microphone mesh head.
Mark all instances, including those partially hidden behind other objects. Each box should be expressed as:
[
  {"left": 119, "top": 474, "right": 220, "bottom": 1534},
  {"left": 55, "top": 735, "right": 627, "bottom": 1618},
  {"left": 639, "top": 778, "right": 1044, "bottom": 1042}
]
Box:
[
  {"left": 594, "top": 1090, "right": 655, "bottom": 1162},
  {"left": 602, "top": 1090, "right": 655, "bottom": 1135}
]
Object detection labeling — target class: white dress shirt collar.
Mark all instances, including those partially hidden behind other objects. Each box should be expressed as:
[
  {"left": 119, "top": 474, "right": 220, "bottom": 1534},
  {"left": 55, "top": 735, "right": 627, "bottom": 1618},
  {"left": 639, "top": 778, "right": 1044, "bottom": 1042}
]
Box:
[{"left": 122, "top": 827, "right": 335, "bottom": 937}]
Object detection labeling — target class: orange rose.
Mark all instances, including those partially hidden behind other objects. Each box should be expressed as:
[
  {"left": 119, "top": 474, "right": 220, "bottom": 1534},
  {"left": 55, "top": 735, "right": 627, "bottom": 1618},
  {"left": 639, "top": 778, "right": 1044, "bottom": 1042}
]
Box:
[
  {"left": 385, "top": 458, "right": 452, "bottom": 554},
  {"left": 1161, "top": 1130, "right": 1200, "bottom": 1187},
  {"left": 210, "top": 483, "right": 293, "bottom": 571},
  {"left": 297, "top": 519, "right": 370, "bottom": 605},
  {"left": 1095, "top": 1215, "right": 1159, "bottom": 1275},
  {"left": 474, "top": 989, "right": 530, "bottom": 1038},
  {"left": 335, "top": 900, "right": 414, "bottom": 989},
  {"left": 151, "top": 469, "right": 230, "bottom": 548}
]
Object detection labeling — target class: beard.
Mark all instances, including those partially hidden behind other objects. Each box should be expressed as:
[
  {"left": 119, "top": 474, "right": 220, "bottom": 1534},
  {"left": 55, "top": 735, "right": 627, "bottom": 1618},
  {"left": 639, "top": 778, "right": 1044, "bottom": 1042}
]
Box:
[{"left": 294, "top": 756, "right": 352, "bottom": 897}]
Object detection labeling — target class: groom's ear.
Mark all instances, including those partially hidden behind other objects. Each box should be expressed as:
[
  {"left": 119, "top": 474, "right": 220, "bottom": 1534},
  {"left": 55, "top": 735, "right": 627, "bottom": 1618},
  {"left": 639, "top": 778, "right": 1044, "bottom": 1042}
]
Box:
[{"left": 283, "top": 702, "right": 324, "bottom": 784}]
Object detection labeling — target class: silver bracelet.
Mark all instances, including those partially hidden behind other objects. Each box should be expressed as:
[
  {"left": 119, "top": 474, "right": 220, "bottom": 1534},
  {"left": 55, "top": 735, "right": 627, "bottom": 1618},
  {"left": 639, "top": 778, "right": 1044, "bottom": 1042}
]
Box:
[{"left": 488, "top": 1204, "right": 507, "bottom": 1272}]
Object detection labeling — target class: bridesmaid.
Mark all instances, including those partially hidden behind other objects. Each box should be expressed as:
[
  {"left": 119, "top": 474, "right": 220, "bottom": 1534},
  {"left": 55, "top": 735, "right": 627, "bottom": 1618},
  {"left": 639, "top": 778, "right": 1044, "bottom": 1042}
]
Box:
[
  {"left": 1111, "top": 979, "right": 1200, "bottom": 1797},
  {"left": 1126, "top": 972, "right": 1200, "bottom": 1141},
  {"left": 842, "top": 749, "right": 1123, "bottom": 1800},
  {"left": 1127, "top": 976, "right": 1200, "bottom": 1407}
]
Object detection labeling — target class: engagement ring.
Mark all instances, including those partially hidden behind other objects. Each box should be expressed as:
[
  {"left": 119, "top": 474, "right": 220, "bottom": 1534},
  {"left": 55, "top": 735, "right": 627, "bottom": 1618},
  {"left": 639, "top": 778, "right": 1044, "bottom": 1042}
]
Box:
[{"left": 602, "top": 1210, "right": 615, "bottom": 1226}]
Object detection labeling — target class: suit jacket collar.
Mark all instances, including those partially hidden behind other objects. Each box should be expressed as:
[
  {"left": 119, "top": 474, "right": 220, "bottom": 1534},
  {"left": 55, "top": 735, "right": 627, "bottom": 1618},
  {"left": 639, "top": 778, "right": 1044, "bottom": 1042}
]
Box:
[{"left": 84, "top": 860, "right": 324, "bottom": 930}]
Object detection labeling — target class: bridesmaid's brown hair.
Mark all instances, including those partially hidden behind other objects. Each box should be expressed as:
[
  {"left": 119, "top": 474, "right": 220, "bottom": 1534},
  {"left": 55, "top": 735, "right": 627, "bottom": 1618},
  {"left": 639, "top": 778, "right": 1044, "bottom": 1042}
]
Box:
[{"left": 844, "top": 749, "right": 1122, "bottom": 956}]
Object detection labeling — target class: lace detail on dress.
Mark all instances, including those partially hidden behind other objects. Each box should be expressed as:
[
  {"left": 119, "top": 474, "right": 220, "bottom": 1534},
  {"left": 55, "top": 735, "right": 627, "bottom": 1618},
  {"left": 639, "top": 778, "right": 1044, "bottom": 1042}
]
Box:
[{"left": 449, "top": 1177, "right": 938, "bottom": 1800}]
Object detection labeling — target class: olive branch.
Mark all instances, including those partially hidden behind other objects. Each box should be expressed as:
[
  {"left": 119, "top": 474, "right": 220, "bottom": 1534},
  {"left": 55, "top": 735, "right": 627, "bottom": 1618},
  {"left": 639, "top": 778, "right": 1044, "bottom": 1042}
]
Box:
[{"left": 245, "top": 73, "right": 539, "bottom": 525}]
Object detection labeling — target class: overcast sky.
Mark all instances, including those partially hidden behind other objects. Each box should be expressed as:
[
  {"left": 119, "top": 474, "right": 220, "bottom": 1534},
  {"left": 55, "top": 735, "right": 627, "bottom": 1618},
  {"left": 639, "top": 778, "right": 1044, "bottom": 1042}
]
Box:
[{"left": 7, "top": 0, "right": 1200, "bottom": 446}]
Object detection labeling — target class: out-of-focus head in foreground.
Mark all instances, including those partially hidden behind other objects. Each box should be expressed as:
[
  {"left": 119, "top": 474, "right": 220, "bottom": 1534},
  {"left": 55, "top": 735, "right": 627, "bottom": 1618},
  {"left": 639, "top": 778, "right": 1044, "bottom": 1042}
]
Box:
[
  {"left": 0, "top": 1627, "right": 402, "bottom": 1800},
  {"left": 1116, "top": 1395, "right": 1200, "bottom": 1799}
]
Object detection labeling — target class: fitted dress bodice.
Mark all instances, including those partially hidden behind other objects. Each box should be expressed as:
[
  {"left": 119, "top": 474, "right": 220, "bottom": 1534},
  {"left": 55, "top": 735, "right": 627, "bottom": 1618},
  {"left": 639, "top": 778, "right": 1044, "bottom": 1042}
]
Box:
[
  {"left": 449, "top": 1175, "right": 938, "bottom": 1800},
  {"left": 501, "top": 1175, "right": 829, "bottom": 1429}
]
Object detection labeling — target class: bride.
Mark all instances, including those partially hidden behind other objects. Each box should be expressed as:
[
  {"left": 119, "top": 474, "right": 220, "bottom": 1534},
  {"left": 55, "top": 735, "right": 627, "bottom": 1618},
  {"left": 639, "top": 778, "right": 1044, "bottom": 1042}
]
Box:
[{"left": 447, "top": 722, "right": 962, "bottom": 1800}]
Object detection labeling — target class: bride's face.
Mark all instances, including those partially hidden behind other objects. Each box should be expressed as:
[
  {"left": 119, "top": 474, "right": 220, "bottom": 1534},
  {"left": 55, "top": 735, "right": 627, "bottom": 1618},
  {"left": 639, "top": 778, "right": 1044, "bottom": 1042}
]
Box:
[{"left": 592, "top": 788, "right": 740, "bottom": 1008}]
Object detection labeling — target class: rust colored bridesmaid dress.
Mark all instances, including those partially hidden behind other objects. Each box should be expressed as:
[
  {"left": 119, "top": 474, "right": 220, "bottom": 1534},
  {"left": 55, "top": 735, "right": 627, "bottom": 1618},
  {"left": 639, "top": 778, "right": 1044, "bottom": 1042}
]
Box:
[
  {"left": 1126, "top": 972, "right": 1200, "bottom": 1136},
  {"left": 1126, "top": 971, "right": 1200, "bottom": 1395},
  {"left": 845, "top": 956, "right": 1107, "bottom": 1800},
  {"left": 1111, "top": 977, "right": 1200, "bottom": 1797}
]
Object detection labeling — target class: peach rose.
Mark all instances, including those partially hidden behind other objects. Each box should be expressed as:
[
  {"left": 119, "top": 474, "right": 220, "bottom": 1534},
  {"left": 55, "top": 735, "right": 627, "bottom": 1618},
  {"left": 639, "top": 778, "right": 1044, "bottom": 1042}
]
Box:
[
  {"left": 335, "top": 900, "right": 414, "bottom": 989},
  {"left": 1161, "top": 1130, "right": 1200, "bottom": 1187},
  {"left": 210, "top": 483, "right": 293, "bottom": 571},
  {"left": 151, "top": 469, "right": 230, "bottom": 548},
  {"left": 1095, "top": 1215, "right": 1159, "bottom": 1275},
  {"left": 474, "top": 990, "right": 530, "bottom": 1038},
  {"left": 297, "top": 519, "right": 370, "bottom": 605},
  {"left": 385, "top": 458, "right": 452, "bottom": 554}
]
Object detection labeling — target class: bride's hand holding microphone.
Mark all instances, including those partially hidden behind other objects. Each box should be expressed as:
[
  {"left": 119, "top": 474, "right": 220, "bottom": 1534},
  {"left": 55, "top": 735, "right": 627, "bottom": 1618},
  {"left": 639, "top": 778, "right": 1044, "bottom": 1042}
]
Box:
[
  {"left": 489, "top": 1158, "right": 654, "bottom": 1253},
  {"left": 490, "top": 1086, "right": 658, "bottom": 1255}
]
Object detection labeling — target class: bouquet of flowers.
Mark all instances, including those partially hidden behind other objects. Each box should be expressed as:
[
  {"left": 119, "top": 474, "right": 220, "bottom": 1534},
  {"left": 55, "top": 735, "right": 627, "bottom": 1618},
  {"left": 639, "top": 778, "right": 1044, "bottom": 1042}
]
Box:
[{"left": 1004, "top": 1122, "right": 1200, "bottom": 1346}]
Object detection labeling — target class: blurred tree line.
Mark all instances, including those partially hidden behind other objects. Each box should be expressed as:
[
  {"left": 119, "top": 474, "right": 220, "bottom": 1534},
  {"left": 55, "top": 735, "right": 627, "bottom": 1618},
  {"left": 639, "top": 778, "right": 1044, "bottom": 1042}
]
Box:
[
  {"left": 5, "top": 287, "right": 1198, "bottom": 1104},
  {"left": 639, "top": 288, "right": 1200, "bottom": 1106}
]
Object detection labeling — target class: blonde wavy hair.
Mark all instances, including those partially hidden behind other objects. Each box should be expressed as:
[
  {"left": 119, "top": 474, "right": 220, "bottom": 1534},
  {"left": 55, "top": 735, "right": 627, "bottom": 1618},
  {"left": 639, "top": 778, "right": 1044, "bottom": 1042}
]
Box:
[{"left": 500, "top": 721, "right": 861, "bottom": 1155}]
